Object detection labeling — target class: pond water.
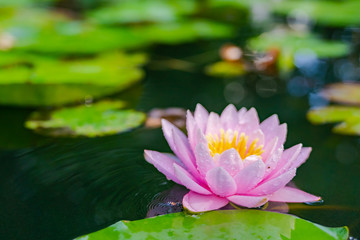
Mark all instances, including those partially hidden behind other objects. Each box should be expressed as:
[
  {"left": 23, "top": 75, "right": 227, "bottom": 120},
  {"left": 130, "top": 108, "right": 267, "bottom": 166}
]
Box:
[{"left": 0, "top": 1, "right": 360, "bottom": 239}]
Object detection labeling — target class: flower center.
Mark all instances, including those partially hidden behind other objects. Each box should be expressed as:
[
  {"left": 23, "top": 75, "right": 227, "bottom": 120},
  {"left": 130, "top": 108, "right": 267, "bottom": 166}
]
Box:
[{"left": 206, "top": 129, "right": 264, "bottom": 159}]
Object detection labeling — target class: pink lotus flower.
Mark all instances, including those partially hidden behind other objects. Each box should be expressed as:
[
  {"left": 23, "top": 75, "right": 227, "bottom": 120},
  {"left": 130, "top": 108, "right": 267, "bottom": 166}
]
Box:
[{"left": 144, "top": 104, "right": 320, "bottom": 213}]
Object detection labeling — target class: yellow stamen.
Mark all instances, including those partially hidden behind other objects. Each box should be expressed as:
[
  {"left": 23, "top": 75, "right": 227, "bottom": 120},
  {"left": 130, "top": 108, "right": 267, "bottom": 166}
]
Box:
[{"left": 206, "top": 129, "right": 264, "bottom": 159}]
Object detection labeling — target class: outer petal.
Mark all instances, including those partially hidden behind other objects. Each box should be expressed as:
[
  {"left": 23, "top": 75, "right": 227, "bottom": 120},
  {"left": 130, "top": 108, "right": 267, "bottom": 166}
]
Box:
[
  {"left": 249, "top": 168, "right": 296, "bottom": 195},
  {"left": 220, "top": 104, "right": 238, "bottom": 130},
  {"left": 195, "top": 143, "right": 215, "bottom": 177},
  {"left": 172, "top": 129, "right": 200, "bottom": 177},
  {"left": 227, "top": 195, "right": 269, "bottom": 208},
  {"left": 205, "top": 167, "right": 237, "bottom": 197},
  {"left": 234, "top": 159, "right": 265, "bottom": 193},
  {"left": 174, "top": 164, "right": 211, "bottom": 195},
  {"left": 260, "top": 115, "right": 287, "bottom": 147},
  {"left": 269, "top": 144, "right": 302, "bottom": 179},
  {"left": 144, "top": 150, "right": 181, "bottom": 184},
  {"left": 206, "top": 112, "right": 221, "bottom": 135},
  {"left": 290, "top": 147, "right": 312, "bottom": 169},
  {"left": 183, "top": 191, "right": 229, "bottom": 212},
  {"left": 194, "top": 104, "right": 209, "bottom": 133},
  {"left": 217, "top": 148, "right": 243, "bottom": 176},
  {"left": 186, "top": 110, "right": 197, "bottom": 151},
  {"left": 239, "top": 108, "right": 260, "bottom": 134},
  {"left": 162, "top": 119, "right": 187, "bottom": 155},
  {"left": 269, "top": 187, "right": 321, "bottom": 203}
]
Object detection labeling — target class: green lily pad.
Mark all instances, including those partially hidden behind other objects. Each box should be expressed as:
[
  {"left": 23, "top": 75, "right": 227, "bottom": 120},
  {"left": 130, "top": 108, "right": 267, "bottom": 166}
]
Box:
[
  {"left": 0, "top": 8, "right": 147, "bottom": 54},
  {"left": 0, "top": 8, "right": 233, "bottom": 54},
  {"left": 0, "top": 52, "right": 146, "bottom": 107},
  {"left": 319, "top": 83, "right": 360, "bottom": 106},
  {"left": 248, "top": 29, "right": 350, "bottom": 59},
  {"left": 75, "top": 210, "right": 348, "bottom": 240},
  {"left": 307, "top": 106, "right": 360, "bottom": 135},
  {"left": 205, "top": 61, "right": 246, "bottom": 77},
  {"left": 133, "top": 19, "right": 234, "bottom": 45},
  {"left": 25, "top": 100, "right": 146, "bottom": 137},
  {"left": 87, "top": 0, "right": 197, "bottom": 24},
  {"left": 273, "top": 0, "right": 360, "bottom": 27}
]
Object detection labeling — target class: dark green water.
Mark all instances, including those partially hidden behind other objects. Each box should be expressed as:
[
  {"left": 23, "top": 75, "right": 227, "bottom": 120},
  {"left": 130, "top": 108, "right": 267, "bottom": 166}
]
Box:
[{"left": 0, "top": 43, "right": 359, "bottom": 239}]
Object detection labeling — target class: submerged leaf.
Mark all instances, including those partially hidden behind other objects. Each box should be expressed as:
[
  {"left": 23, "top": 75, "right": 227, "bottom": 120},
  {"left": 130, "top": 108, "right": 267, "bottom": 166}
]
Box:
[
  {"left": 25, "top": 101, "right": 146, "bottom": 137},
  {"left": 319, "top": 83, "right": 360, "bottom": 106},
  {"left": 75, "top": 210, "right": 348, "bottom": 240},
  {"left": 307, "top": 106, "right": 360, "bottom": 135}
]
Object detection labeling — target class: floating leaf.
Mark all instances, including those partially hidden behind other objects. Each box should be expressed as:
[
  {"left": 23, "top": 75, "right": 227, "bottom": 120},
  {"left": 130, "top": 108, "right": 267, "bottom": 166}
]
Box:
[
  {"left": 26, "top": 101, "right": 146, "bottom": 137},
  {"left": 248, "top": 29, "right": 350, "bottom": 59},
  {"left": 75, "top": 210, "right": 348, "bottom": 240},
  {"left": 133, "top": 19, "right": 234, "bottom": 45},
  {"left": 273, "top": 0, "right": 360, "bottom": 27},
  {"left": 87, "top": 0, "right": 197, "bottom": 24},
  {"left": 0, "top": 52, "right": 146, "bottom": 106},
  {"left": 307, "top": 106, "right": 360, "bottom": 135},
  {"left": 0, "top": 8, "right": 233, "bottom": 54},
  {"left": 205, "top": 61, "right": 246, "bottom": 77},
  {"left": 319, "top": 83, "right": 360, "bottom": 106}
]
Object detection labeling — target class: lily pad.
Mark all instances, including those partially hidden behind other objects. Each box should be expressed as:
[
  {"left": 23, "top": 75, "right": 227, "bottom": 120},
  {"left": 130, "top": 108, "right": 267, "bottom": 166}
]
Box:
[
  {"left": 307, "top": 106, "right": 360, "bottom": 135},
  {"left": 205, "top": 61, "right": 246, "bottom": 77},
  {"left": 319, "top": 83, "right": 360, "bottom": 106},
  {"left": 0, "top": 52, "right": 146, "bottom": 106},
  {"left": 133, "top": 19, "right": 234, "bottom": 45},
  {"left": 25, "top": 101, "right": 146, "bottom": 137},
  {"left": 75, "top": 210, "right": 348, "bottom": 240},
  {"left": 273, "top": 0, "right": 360, "bottom": 27},
  {"left": 87, "top": 0, "right": 197, "bottom": 24},
  {"left": 248, "top": 29, "right": 350, "bottom": 59}
]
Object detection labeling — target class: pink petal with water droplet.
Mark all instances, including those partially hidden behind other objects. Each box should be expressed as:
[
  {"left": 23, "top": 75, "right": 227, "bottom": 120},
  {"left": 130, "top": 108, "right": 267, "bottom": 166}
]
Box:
[
  {"left": 186, "top": 110, "right": 197, "bottom": 151},
  {"left": 194, "top": 104, "right": 209, "bottom": 132},
  {"left": 227, "top": 195, "right": 269, "bottom": 208},
  {"left": 162, "top": 119, "right": 189, "bottom": 156},
  {"left": 234, "top": 159, "right": 265, "bottom": 193},
  {"left": 173, "top": 164, "right": 211, "bottom": 195},
  {"left": 263, "top": 145, "right": 283, "bottom": 178},
  {"left": 249, "top": 168, "right": 296, "bottom": 195},
  {"left": 183, "top": 191, "right": 229, "bottom": 212},
  {"left": 260, "top": 115, "right": 287, "bottom": 148},
  {"left": 172, "top": 129, "right": 199, "bottom": 177},
  {"left": 205, "top": 167, "right": 237, "bottom": 197},
  {"left": 269, "top": 144, "right": 302, "bottom": 179},
  {"left": 206, "top": 112, "right": 221, "bottom": 135},
  {"left": 269, "top": 187, "right": 321, "bottom": 203},
  {"left": 144, "top": 150, "right": 181, "bottom": 184},
  {"left": 239, "top": 108, "right": 260, "bottom": 134},
  {"left": 290, "top": 147, "right": 312, "bottom": 169},
  {"left": 220, "top": 104, "right": 238, "bottom": 130},
  {"left": 195, "top": 143, "right": 215, "bottom": 177},
  {"left": 217, "top": 148, "right": 243, "bottom": 176}
]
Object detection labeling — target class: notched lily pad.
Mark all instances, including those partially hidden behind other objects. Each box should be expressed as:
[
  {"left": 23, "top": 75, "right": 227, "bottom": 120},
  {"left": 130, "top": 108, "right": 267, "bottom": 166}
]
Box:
[
  {"left": 0, "top": 51, "right": 146, "bottom": 107},
  {"left": 307, "top": 106, "right": 360, "bottom": 135},
  {"left": 205, "top": 61, "right": 246, "bottom": 77},
  {"left": 75, "top": 210, "right": 348, "bottom": 240},
  {"left": 319, "top": 83, "right": 360, "bottom": 106},
  {"left": 26, "top": 101, "right": 146, "bottom": 137},
  {"left": 248, "top": 29, "right": 350, "bottom": 59}
]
